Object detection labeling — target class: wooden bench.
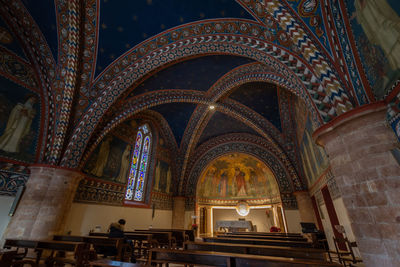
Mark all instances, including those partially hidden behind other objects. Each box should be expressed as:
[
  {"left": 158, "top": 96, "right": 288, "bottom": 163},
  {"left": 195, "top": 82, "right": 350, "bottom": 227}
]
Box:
[
  {"left": 4, "top": 239, "right": 89, "bottom": 266},
  {"left": 87, "top": 233, "right": 156, "bottom": 261},
  {"left": 203, "top": 236, "right": 313, "bottom": 248},
  {"left": 184, "top": 241, "right": 326, "bottom": 261},
  {"left": 89, "top": 259, "right": 144, "bottom": 266},
  {"left": 231, "top": 231, "right": 303, "bottom": 237},
  {"left": 0, "top": 250, "right": 37, "bottom": 267},
  {"left": 125, "top": 231, "right": 174, "bottom": 248},
  {"left": 217, "top": 234, "right": 308, "bottom": 242},
  {"left": 53, "top": 235, "right": 125, "bottom": 260},
  {"left": 148, "top": 248, "right": 342, "bottom": 266},
  {"left": 136, "top": 228, "right": 195, "bottom": 246}
]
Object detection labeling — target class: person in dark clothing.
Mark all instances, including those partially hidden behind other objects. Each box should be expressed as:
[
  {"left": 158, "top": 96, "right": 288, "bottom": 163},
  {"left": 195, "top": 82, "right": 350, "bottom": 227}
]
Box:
[
  {"left": 100, "top": 219, "right": 126, "bottom": 258},
  {"left": 108, "top": 219, "right": 126, "bottom": 238},
  {"left": 107, "top": 219, "right": 135, "bottom": 262}
]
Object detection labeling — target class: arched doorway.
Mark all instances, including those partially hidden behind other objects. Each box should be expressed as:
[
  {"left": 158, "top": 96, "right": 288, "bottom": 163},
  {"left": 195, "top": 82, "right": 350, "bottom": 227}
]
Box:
[{"left": 195, "top": 153, "right": 286, "bottom": 236}]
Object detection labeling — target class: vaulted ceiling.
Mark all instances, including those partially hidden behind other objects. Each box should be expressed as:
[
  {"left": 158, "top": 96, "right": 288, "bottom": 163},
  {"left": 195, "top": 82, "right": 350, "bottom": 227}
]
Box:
[{"left": 1, "top": 0, "right": 399, "bottom": 198}]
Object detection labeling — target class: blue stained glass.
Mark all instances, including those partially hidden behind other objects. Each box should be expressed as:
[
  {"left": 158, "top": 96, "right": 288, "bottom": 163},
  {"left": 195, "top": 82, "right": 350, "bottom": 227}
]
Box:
[
  {"left": 125, "top": 131, "right": 143, "bottom": 200},
  {"left": 125, "top": 124, "right": 152, "bottom": 203},
  {"left": 134, "top": 136, "right": 151, "bottom": 201}
]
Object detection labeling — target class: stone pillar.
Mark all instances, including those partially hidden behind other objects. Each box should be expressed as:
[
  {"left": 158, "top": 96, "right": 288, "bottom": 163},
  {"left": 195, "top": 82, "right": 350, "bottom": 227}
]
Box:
[
  {"left": 314, "top": 103, "right": 400, "bottom": 266},
  {"left": 3, "top": 165, "right": 82, "bottom": 240},
  {"left": 172, "top": 197, "right": 185, "bottom": 229},
  {"left": 293, "top": 191, "right": 317, "bottom": 224}
]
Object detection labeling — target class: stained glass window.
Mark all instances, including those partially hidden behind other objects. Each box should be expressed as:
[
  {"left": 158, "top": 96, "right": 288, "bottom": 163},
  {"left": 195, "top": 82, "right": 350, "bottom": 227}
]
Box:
[{"left": 125, "top": 124, "right": 152, "bottom": 202}]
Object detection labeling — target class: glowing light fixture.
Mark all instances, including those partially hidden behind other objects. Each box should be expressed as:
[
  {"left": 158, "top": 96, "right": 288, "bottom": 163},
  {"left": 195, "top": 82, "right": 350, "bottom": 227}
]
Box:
[
  {"left": 209, "top": 105, "right": 215, "bottom": 110},
  {"left": 236, "top": 201, "right": 250, "bottom": 216}
]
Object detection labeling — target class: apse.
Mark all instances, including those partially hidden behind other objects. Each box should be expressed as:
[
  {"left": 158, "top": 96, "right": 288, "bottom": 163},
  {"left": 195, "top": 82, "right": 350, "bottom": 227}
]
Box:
[{"left": 195, "top": 153, "right": 285, "bottom": 234}]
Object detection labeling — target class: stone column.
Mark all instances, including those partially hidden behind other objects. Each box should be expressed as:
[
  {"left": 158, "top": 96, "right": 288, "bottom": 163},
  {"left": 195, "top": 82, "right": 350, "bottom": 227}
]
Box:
[
  {"left": 293, "top": 191, "right": 317, "bottom": 224},
  {"left": 314, "top": 103, "right": 400, "bottom": 266},
  {"left": 172, "top": 196, "right": 185, "bottom": 229},
  {"left": 3, "top": 165, "right": 82, "bottom": 240}
]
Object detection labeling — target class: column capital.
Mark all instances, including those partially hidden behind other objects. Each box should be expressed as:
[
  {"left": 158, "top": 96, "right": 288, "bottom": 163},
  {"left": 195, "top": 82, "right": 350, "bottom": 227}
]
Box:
[
  {"left": 29, "top": 164, "right": 83, "bottom": 175},
  {"left": 313, "top": 102, "right": 387, "bottom": 146}
]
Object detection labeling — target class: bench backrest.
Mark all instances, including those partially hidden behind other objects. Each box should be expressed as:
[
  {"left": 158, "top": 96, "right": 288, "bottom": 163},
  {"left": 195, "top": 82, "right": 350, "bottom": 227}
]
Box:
[
  {"left": 148, "top": 248, "right": 341, "bottom": 267},
  {"left": 203, "top": 237, "right": 313, "bottom": 248},
  {"left": 218, "top": 234, "right": 307, "bottom": 242},
  {"left": 184, "top": 241, "right": 325, "bottom": 261}
]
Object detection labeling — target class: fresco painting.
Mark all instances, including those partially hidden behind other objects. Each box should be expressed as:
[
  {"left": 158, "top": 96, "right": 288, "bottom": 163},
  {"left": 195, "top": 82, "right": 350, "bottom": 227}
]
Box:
[
  {"left": 299, "top": 116, "right": 329, "bottom": 186},
  {"left": 84, "top": 133, "right": 131, "bottom": 184},
  {"left": 153, "top": 159, "right": 172, "bottom": 194},
  {"left": 197, "top": 153, "right": 280, "bottom": 200},
  {"left": 0, "top": 77, "right": 40, "bottom": 162},
  {"left": 293, "top": 97, "right": 309, "bottom": 145},
  {"left": 346, "top": 0, "right": 400, "bottom": 98}
]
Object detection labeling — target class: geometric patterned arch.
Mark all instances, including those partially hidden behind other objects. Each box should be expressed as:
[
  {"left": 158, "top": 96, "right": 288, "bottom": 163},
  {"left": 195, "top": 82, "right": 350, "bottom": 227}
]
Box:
[
  {"left": 177, "top": 63, "right": 317, "bottom": 187},
  {"left": 183, "top": 133, "right": 304, "bottom": 197},
  {"left": 2, "top": 0, "right": 57, "bottom": 162},
  {"left": 62, "top": 88, "right": 288, "bottom": 168},
  {"left": 184, "top": 137, "right": 301, "bottom": 210},
  {"left": 177, "top": 97, "right": 289, "bottom": 190},
  {"left": 247, "top": 0, "right": 355, "bottom": 112},
  {"left": 63, "top": 20, "right": 353, "bottom": 167},
  {"left": 205, "top": 62, "right": 322, "bottom": 125}
]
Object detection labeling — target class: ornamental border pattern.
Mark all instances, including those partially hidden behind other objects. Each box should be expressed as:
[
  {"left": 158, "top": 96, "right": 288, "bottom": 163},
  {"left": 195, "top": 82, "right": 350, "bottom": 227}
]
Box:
[
  {"left": 184, "top": 133, "right": 302, "bottom": 197},
  {"left": 262, "top": 0, "right": 353, "bottom": 115},
  {"left": 1, "top": 0, "right": 55, "bottom": 163},
  {"left": 62, "top": 37, "right": 330, "bottom": 168}
]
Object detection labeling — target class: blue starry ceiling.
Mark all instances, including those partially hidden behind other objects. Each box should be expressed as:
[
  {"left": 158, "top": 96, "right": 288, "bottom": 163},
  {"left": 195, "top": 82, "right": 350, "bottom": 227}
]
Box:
[
  {"left": 96, "top": 0, "right": 255, "bottom": 75},
  {"left": 129, "top": 55, "right": 255, "bottom": 97},
  {"left": 228, "top": 82, "right": 281, "bottom": 132},
  {"left": 197, "top": 111, "right": 261, "bottom": 146},
  {"left": 151, "top": 102, "right": 197, "bottom": 146},
  {"left": 0, "top": 17, "right": 27, "bottom": 59},
  {"left": 21, "top": 0, "right": 58, "bottom": 61}
]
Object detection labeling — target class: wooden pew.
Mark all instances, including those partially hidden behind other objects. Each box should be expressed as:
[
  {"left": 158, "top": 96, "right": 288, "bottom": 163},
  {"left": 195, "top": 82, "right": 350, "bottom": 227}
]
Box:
[
  {"left": 148, "top": 248, "right": 342, "bottom": 266},
  {"left": 217, "top": 233, "right": 308, "bottom": 242},
  {"left": 53, "top": 235, "right": 125, "bottom": 260},
  {"left": 87, "top": 233, "right": 155, "bottom": 261},
  {"left": 88, "top": 259, "right": 144, "bottom": 266},
  {"left": 184, "top": 241, "right": 326, "bottom": 261},
  {"left": 4, "top": 239, "right": 89, "bottom": 266},
  {"left": 203, "top": 236, "right": 313, "bottom": 248},
  {"left": 0, "top": 250, "right": 38, "bottom": 267},
  {"left": 231, "top": 231, "right": 303, "bottom": 237},
  {"left": 125, "top": 231, "right": 173, "bottom": 248},
  {"left": 136, "top": 228, "right": 195, "bottom": 246}
]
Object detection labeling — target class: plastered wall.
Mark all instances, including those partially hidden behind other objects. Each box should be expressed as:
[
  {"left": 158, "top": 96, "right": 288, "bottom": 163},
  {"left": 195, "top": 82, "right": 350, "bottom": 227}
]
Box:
[
  {"left": 212, "top": 208, "right": 275, "bottom": 232},
  {"left": 284, "top": 209, "right": 302, "bottom": 233},
  {"left": 64, "top": 203, "right": 173, "bottom": 235},
  {"left": 319, "top": 197, "right": 360, "bottom": 257}
]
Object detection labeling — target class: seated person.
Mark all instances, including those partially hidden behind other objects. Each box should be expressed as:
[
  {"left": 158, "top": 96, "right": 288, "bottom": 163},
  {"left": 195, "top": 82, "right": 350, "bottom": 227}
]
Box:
[
  {"left": 108, "top": 219, "right": 126, "bottom": 238},
  {"left": 99, "top": 219, "right": 126, "bottom": 258}
]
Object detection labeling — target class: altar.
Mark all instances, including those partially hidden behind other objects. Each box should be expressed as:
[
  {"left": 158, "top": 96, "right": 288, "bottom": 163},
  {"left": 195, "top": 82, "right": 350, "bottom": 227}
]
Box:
[{"left": 215, "top": 220, "right": 254, "bottom": 232}]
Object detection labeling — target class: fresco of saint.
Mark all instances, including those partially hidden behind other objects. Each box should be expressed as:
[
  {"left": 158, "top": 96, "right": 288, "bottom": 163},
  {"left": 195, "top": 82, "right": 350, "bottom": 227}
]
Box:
[
  {"left": 90, "top": 135, "right": 112, "bottom": 177},
  {"left": 0, "top": 96, "right": 37, "bottom": 153},
  {"left": 115, "top": 144, "right": 131, "bottom": 183},
  {"left": 196, "top": 153, "right": 279, "bottom": 200}
]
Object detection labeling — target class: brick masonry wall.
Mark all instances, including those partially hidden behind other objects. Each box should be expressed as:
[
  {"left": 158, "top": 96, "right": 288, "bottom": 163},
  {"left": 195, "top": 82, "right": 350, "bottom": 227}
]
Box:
[
  {"left": 316, "top": 107, "right": 400, "bottom": 266},
  {"left": 3, "top": 166, "right": 82, "bottom": 240}
]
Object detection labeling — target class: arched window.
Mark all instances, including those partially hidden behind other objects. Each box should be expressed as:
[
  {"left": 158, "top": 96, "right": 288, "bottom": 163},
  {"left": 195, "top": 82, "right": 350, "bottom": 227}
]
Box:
[{"left": 125, "top": 124, "right": 152, "bottom": 202}]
